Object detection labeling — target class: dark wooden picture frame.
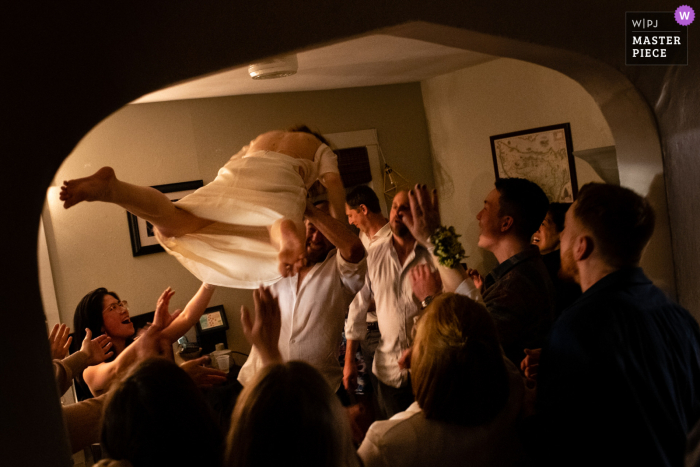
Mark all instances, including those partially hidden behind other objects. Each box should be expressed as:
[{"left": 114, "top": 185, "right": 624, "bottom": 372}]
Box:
[
  {"left": 126, "top": 180, "right": 204, "bottom": 257},
  {"left": 195, "top": 305, "right": 229, "bottom": 335},
  {"left": 489, "top": 123, "right": 578, "bottom": 202}
]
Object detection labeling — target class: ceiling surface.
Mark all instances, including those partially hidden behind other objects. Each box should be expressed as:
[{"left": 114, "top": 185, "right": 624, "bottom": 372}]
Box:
[{"left": 133, "top": 35, "right": 496, "bottom": 103}]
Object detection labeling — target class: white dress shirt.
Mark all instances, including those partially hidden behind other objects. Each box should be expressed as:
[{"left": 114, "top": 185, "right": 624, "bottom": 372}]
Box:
[
  {"left": 358, "top": 222, "right": 392, "bottom": 250},
  {"left": 345, "top": 237, "right": 434, "bottom": 388},
  {"left": 238, "top": 249, "right": 366, "bottom": 392},
  {"left": 357, "top": 222, "right": 392, "bottom": 323}
]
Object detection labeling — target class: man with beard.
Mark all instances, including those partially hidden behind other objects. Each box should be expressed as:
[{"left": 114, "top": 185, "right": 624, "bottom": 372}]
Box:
[
  {"left": 237, "top": 200, "right": 366, "bottom": 404},
  {"left": 523, "top": 183, "right": 700, "bottom": 467},
  {"left": 344, "top": 191, "right": 435, "bottom": 419}
]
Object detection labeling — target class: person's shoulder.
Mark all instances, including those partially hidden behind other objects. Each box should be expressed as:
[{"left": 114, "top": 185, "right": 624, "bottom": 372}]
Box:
[
  {"left": 488, "top": 260, "right": 552, "bottom": 300},
  {"left": 366, "top": 403, "right": 423, "bottom": 443}
]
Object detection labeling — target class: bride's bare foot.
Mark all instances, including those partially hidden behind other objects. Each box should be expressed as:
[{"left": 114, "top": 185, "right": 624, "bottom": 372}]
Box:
[
  {"left": 278, "top": 219, "right": 306, "bottom": 277},
  {"left": 59, "top": 167, "right": 117, "bottom": 209}
]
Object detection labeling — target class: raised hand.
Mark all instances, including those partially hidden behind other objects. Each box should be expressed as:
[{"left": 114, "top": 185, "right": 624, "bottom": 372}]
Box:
[
  {"left": 409, "top": 263, "right": 443, "bottom": 302},
  {"left": 180, "top": 356, "right": 227, "bottom": 388},
  {"left": 241, "top": 286, "right": 283, "bottom": 365},
  {"left": 153, "top": 287, "right": 182, "bottom": 329},
  {"left": 80, "top": 328, "right": 114, "bottom": 366},
  {"left": 49, "top": 323, "right": 73, "bottom": 360},
  {"left": 405, "top": 184, "right": 442, "bottom": 246}
]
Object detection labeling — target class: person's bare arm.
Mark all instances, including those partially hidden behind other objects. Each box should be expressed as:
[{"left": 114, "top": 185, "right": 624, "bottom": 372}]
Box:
[
  {"left": 305, "top": 200, "right": 364, "bottom": 263},
  {"left": 320, "top": 172, "right": 346, "bottom": 222},
  {"left": 344, "top": 278, "right": 372, "bottom": 392},
  {"left": 83, "top": 285, "right": 214, "bottom": 395},
  {"left": 160, "top": 283, "right": 216, "bottom": 342},
  {"left": 344, "top": 339, "right": 361, "bottom": 392}
]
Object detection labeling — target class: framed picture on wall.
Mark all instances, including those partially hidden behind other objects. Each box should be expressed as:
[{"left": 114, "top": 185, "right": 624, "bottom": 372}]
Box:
[
  {"left": 489, "top": 123, "right": 577, "bottom": 202},
  {"left": 126, "top": 180, "right": 203, "bottom": 256},
  {"left": 195, "top": 305, "right": 229, "bottom": 334}
]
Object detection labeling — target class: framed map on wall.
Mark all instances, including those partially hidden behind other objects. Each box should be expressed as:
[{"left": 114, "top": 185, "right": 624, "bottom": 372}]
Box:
[{"left": 489, "top": 123, "right": 578, "bottom": 202}]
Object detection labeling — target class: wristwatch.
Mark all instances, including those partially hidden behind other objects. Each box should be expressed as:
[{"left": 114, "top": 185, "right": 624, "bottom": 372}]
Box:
[{"left": 420, "top": 295, "right": 434, "bottom": 310}]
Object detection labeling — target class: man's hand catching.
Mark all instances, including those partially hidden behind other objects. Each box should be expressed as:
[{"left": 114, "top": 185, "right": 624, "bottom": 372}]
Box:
[{"left": 241, "top": 286, "right": 283, "bottom": 366}]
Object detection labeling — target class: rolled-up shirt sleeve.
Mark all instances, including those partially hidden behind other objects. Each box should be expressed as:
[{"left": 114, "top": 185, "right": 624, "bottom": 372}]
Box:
[
  {"left": 337, "top": 247, "right": 367, "bottom": 294},
  {"left": 345, "top": 276, "right": 373, "bottom": 341}
]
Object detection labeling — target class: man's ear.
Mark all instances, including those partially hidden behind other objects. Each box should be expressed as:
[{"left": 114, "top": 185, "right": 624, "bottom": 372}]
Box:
[
  {"left": 574, "top": 235, "right": 594, "bottom": 261},
  {"left": 500, "top": 216, "right": 514, "bottom": 233},
  {"left": 360, "top": 205, "right": 368, "bottom": 215}
]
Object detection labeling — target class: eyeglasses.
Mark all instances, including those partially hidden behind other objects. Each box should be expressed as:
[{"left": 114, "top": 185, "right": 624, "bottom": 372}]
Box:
[{"left": 103, "top": 300, "right": 129, "bottom": 314}]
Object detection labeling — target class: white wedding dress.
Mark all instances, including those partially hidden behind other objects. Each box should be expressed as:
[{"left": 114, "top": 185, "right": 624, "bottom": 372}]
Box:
[{"left": 155, "top": 144, "right": 339, "bottom": 288}]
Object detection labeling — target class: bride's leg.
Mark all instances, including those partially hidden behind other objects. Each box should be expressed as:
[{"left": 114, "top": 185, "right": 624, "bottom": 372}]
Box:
[{"left": 60, "top": 167, "right": 213, "bottom": 237}]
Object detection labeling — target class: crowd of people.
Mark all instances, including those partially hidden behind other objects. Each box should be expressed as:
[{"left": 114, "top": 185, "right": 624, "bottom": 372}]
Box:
[{"left": 48, "top": 126, "right": 700, "bottom": 466}]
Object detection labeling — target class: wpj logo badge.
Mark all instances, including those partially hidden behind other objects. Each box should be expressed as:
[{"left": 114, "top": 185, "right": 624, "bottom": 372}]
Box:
[{"left": 626, "top": 8, "right": 690, "bottom": 65}]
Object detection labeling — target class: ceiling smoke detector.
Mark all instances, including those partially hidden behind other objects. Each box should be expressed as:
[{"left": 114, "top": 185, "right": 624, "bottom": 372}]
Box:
[{"left": 248, "top": 54, "right": 298, "bottom": 80}]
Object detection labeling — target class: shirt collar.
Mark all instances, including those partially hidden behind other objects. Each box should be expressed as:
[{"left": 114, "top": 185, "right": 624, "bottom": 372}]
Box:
[
  {"left": 577, "top": 266, "right": 649, "bottom": 300},
  {"left": 390, "top": 236, "right": 426, "bottom": 270},
  {"left": 484, "top": 245, "right": 541, "bottom": 289},
  {"left": 372, "top": 222, "right": 391, "bottom": 241}
]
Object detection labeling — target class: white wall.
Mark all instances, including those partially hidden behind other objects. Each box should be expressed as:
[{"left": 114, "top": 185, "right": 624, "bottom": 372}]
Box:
[
  {"left": 421, "top": 58, "right": 612, "bottom": 275},
  {"left": 43, "top": 83, "right": 434, "bottom": 361}
]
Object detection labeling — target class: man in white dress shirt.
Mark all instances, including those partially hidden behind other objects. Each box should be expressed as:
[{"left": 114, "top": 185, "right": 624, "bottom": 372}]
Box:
[
  {"left": 344, "top": 191, "right": 435, "bottom": 418},
  {"left": 238, "top": 200, "right": 366, "bottom": 403},
  {"left": 344, "top": 186, "right": 391, "bottom": 397}
]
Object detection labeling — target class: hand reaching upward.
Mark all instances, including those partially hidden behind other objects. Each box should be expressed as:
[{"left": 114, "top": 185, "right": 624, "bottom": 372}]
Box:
[
  {"left": 404, "top": 184, "right": 442, "bottom": 247},
  {"left": 241, "top": 286, "right": 283, "bottom": 366},
  {"left": 48, "top": 323, "right": 72, "bottom": 360},
  {"left": 80, "top": 328, "right": 114, "bottom": 366}
]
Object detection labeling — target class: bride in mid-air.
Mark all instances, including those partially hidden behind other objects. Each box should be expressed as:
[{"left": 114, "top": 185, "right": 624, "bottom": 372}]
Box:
[{"left": 60, "top": 125, "right": 345, "bottom": 288}]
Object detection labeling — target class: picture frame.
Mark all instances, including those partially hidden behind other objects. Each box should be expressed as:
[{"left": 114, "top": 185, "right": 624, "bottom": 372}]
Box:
[
  {"left": 489, "top": 123, "right": 578, "bottom": 202},
  {"left": 126, "top": 180, "right": 203, "bottom": 257},
  {"left": 195, "top": 305, "right": 229, "bottom": 335}
]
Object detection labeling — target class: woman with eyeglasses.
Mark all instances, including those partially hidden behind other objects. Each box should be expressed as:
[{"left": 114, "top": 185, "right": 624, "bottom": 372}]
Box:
[{"left": 72, "top": 283, "right": 219, "bottom": 400}]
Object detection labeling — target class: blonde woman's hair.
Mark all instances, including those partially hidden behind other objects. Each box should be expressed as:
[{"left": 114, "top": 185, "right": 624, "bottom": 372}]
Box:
[
  {"left": 412, "top": 293, "right": 510, "bottom": 425},
  {"left": 225, "top": 361, "right": 359, "bottom": 467}
]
